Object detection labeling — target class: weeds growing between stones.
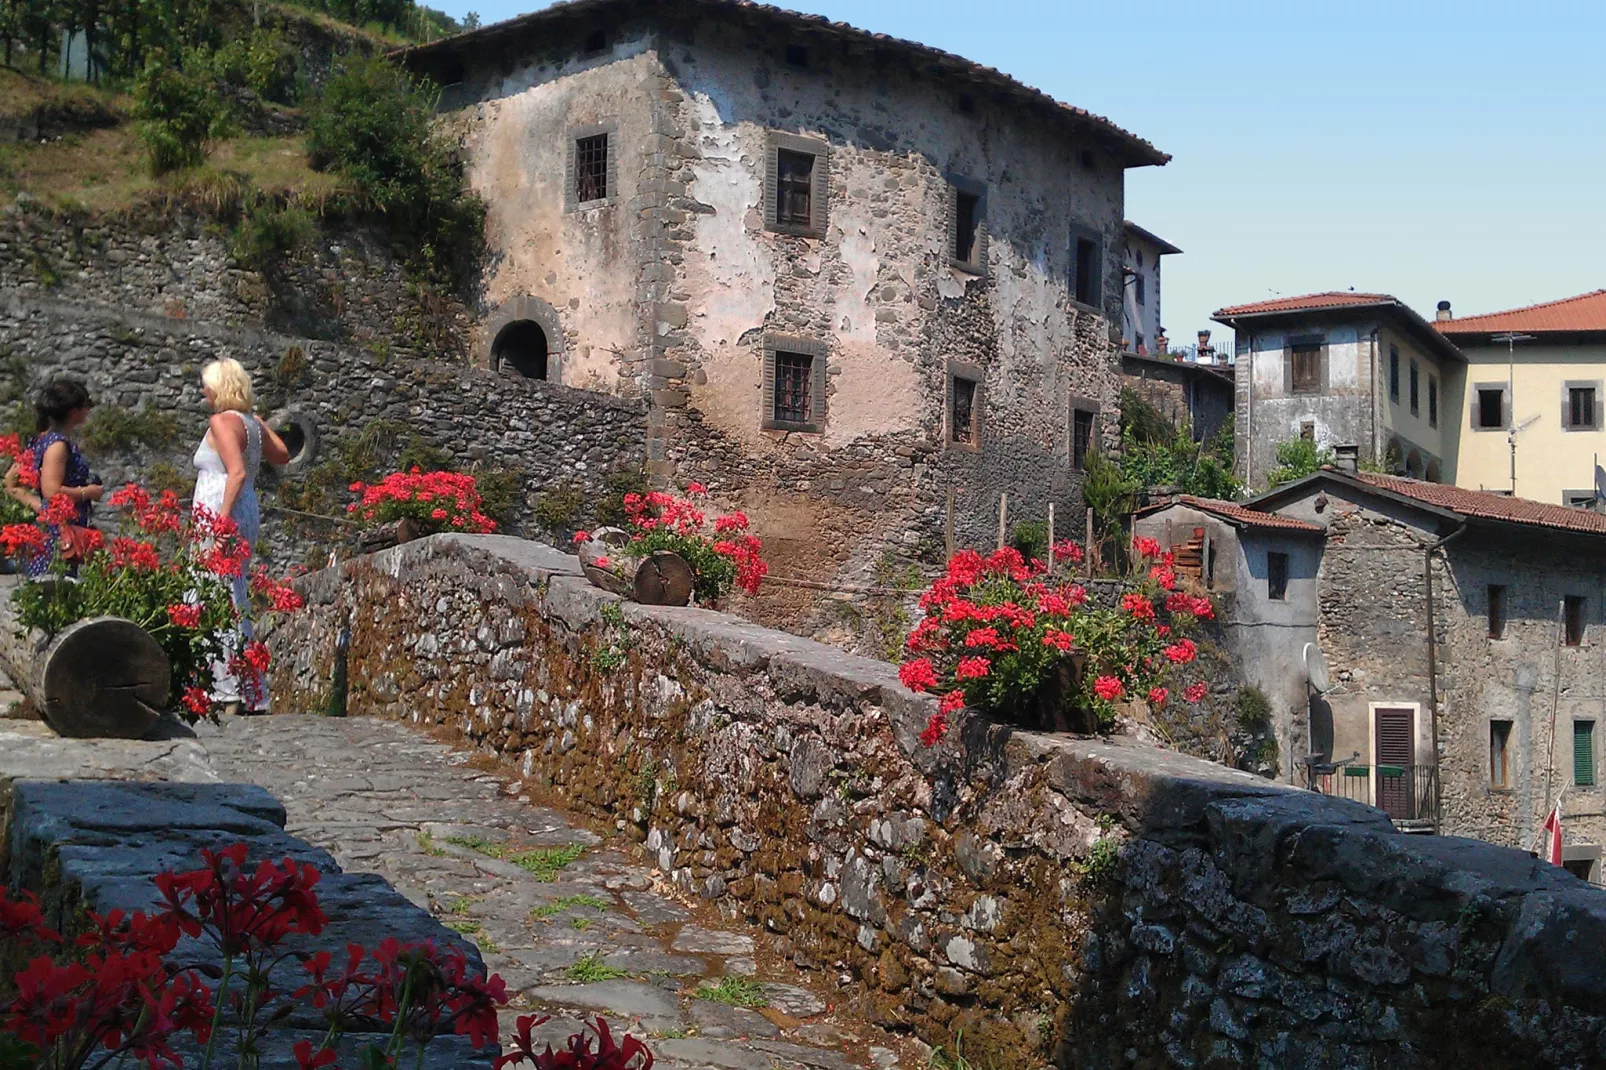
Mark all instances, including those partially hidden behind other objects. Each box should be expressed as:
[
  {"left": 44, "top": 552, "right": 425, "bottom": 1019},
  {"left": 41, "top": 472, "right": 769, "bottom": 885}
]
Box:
[{"left": 695, "top": 976, "right": 768, "bottom": 1008}]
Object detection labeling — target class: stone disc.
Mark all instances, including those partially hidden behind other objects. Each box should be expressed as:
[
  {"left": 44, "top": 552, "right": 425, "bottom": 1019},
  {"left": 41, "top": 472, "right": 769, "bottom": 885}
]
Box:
[
  {"left": 633, "top": 551, "right": 695, "bottom": 607},
  {"left": 38, "top": 616, "right": 168, "bottom": 739}
]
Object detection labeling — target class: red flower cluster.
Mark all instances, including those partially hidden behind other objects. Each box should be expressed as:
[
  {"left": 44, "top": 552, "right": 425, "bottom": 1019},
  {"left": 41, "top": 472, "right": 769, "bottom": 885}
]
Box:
[
  {"left": 899, "top": 536, "right": 1215, "bottom": 739},
  {"left": 1, "top": 433, "right": 41, "bottom": 492},
  {"left": 167, "top": 602, "right": 203, "bottom": 629},
  {"left": 601, "top": 483, "right": 768, "bottom": 602},
  {"left": 348, "top": 469, "right": 497, "bottom": 534},
  {"left": 251, "top": 566, "right": 306, "bottom": 613},
  {"left": 0, "top": 841, "right": 549, "bottom": 1069},
  {"left": 499, "top": 1013, "right": 656, "bottom": 1070}
]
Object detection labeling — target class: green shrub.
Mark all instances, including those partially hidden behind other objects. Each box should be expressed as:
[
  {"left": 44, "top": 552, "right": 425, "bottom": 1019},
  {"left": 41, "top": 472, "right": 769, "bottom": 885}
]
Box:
[
  {"left": 133, "top": 52, "right": 231, "bottom": 175},
  {"left": 81, "top": 405, "right": 181, "bottom": 455},
  {"left": 1008, "top": 519, "right": 1048, "bottom": 563},
  {"left": 230, "top": 197, "right": 319, "bottom": 270},
  {"left": 1266, "top": 437, "right": 1332, "bottom": 487},
  {"left": 209, "top": 28, "right": 298, "bottom": 106},
  {"left": 470, "top": 466, "right": 524, "bottom": 526},
  {"left": 594, "top": 468, "right": 649, "bottom": 527},
  {"left": 306, "top": 55, "right": 485, "bottom": 284},
  {"left": 533, "top": 481, "right": 584, "bottom": 530},
  {"left": 1236, "top": 685, "right": 1272, "bottom": 729}
]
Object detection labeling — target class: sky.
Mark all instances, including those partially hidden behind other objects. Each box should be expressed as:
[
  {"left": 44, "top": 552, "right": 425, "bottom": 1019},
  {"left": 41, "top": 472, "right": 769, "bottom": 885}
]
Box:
[{"left": 430, "top": 0, "right": 1606, "bottom": 347}]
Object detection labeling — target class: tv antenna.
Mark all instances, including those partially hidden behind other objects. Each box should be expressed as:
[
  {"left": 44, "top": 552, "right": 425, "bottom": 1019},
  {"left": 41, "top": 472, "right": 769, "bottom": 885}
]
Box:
[{"left": 1508, "top": 413, "right": 1540, "bottom": 496}]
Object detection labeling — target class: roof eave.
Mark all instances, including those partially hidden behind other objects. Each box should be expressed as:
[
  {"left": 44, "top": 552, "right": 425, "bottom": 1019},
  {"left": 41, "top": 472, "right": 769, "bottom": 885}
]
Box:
[
  {"left": 1245, "top": 470, "right": 1466, "bottom": 528},
  {"left": 1211, "top": 304, "right": 1465, "bottom": 364},
  {"left": 392, "top": 0, "right": 1170, "bottom": 168}
]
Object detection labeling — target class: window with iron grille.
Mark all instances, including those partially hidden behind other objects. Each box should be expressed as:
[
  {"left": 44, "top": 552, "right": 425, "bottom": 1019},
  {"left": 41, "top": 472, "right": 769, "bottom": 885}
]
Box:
[
  {"left": 776, "top": 150, "right": 814, "bottom": 227},
  {"left": 950, "top": 375, "right": 979, "bottom": 446},
  {"left": 1072, "top": 408, "right": 1095, "bottom": 469},
  {"left": 574, "top": 134, "right": 609, "bottom": 203},
  {"left": 1290, "top": 344, "right": 1321, "bottom": 395},
  {"left": 773, "top": 352, "right": 813, "bottom": 425}
]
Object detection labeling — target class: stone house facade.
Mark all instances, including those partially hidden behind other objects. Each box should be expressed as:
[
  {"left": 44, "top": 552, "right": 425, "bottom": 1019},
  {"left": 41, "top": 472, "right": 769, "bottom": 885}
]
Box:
[
  {"left": 1120, "top": 220, "right": 1178, "bottom": 356},
  {"left": 1214, "top": 293, "right": 1465, "bottom": 491},
  {"left": 399, "top": 0, "right": 1167, "bottom": 636},
  {"left": 1238, "top": 466, "right": 1606, "bottom": 878}
]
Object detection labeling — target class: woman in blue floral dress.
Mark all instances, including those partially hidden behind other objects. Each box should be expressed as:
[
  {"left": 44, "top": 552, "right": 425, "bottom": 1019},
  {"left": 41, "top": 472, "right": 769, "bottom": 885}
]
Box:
[{"left": 6, "top": 380, "right": 103, "bottom": 576}]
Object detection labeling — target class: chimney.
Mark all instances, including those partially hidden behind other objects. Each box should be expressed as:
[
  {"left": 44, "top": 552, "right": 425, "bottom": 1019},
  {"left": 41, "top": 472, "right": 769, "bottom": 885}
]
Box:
[
  {"left": 1436, "top": 300, "right": 1452, "bottom": 322},
  {"left": 1333, "top": 443, "right": 1359, "bottom": 475},
  {"left": 1196, "top": 329, "right": 1213, "bottom": 363}
]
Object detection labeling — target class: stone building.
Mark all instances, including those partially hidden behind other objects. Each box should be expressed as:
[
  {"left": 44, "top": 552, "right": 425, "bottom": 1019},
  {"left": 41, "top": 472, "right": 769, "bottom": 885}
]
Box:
[
  {"left": 1213, "top": 292, "right": 1465, "bottom": 491},
  {"left": 1120, "top": 352, "right": 1234, "bottom": 443},
  {"left": 1120, "top": 220, "right": 1178, "bottom": 356},
  {"left": 399, "top": 0, "right": 1168, "bottom": 633},
  {"left": 1434, "top": 289, "right": 1606, "bottom": 505}
]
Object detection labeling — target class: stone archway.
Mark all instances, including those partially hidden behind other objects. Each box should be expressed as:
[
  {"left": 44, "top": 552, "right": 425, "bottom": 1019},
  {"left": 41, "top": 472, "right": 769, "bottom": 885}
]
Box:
[
  {"left": 484, "top": 295, "right": 564, "bottom": 383},
  {"left": 493, "top": 320, "right": 549, "bottom": 380},
  {"left": 1425, "top": 458, "right": 1442, "bottom": 483}
]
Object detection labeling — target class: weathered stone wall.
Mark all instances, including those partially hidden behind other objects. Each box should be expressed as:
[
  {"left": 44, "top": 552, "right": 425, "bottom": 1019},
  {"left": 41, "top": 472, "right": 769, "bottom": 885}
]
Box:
[
  {"left": 0, "top": 201, "right": 474, "bottom": 361},
  {"left": 270, "top": 534, "right": 1606, "bottom": 1068},
  {"left": 1121, "top": 354, "right": 1234, "bottom": 444},
  {"left": 0, "top": 294, "right": 646, "bottom": 567}
]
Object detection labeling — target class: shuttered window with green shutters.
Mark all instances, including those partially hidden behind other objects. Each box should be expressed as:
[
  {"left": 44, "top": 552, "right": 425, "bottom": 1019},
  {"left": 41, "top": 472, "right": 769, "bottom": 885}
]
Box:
[{"left": 1575, "top": 721, "right": 1596, "bottom": 787}]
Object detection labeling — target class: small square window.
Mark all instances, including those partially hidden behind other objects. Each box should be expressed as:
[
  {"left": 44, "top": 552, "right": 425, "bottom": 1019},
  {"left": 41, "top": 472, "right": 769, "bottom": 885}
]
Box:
[
  {"left": 957, "top": 92, "right": 975, "bottom": 114},
  {"left": 1073, "top": 234, "right": 1101, "bottom": 306},
  {"left": 774, "top": 352, "right": 813, "bottom": 424},
  {"left": 1267, "top": 552, "right": 1289, "bottom": 600},
  {"left": 1565, "top": 595, "right": 1586, "bottom": 646},
  {"left": 1575, "top": 720, "right": 1596, "bottom": 787},
  {"left": 1072, "top": 407, "right": 1095, "bottom": 469},
  {"left": 1429, "top": 376, "right": 1439, "bottom": 428},
  {"left": 1290, "top": 344, "right": 1321, "bottom": 395},
  {"left": 950, "top": 375, "right": 980, "bottom": 446},
  {"left": 1409, "top": 360, "right": 1419, "bottom": 415},
  {"left": 1476, "top": 386, "right": 1506, "bottom": 430},
  {"left": 785, "top": 43, "right": 808, "bottom": 67},
  {"left": 1388, "top": 346, "right": 1400, "bottom": 401},
  {"left": 1488, "top": 584, "right": 1505, "bottom": 639},
  {"left": 574, "top": 133, "right": 609, "bottom": 203},
  {"left": 584, "top": 29, "right": 608, "bottom": 53},
  {"left": 1490, "top": 720, "right": 1512, "bottom": 788},
  {"left": 1079, "top": 150, "right": 1095, "bottom": 170},
  {"left": 1566, "top": 385, "right": 1598, "bottom": 430}
]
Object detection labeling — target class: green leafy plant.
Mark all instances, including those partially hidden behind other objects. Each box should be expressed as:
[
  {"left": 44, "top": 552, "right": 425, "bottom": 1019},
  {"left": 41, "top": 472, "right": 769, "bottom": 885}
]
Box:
[
  {"left": 695, "top": 976, "right": 768, "bottom": 1008},
  {"left": 594, "top": 468, "right": 649, "bottom": 526},
  {"left": 534, "top": 481, "right": 585, "bottom": 530},
  {"left": 1267, "top": 437, "right": 1333, "bottom": 487},
  {"left": 80, "top": 405, "right": 181, "bottom": 455},
  {"left": 1008, "top": 520, "right": 1048, "bottom": 563},
  {"left": 229, "top": 196, "right": 319, "bottom": 270}
]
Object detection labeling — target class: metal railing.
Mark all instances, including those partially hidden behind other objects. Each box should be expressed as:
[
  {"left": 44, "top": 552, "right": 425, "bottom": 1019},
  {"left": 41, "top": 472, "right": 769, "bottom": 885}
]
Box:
[{"left": 1305, "top": 763, "right": 1438, "bottom": 826}]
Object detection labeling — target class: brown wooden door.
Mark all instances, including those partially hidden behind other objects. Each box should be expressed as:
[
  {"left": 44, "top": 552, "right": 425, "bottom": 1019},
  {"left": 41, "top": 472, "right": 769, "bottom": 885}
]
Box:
[{"left": 1374, "top": 708, "right": 1415, "bottom": 819}]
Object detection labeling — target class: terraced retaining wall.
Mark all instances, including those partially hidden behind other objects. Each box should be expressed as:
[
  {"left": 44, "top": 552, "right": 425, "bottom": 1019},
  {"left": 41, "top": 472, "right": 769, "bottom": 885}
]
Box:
[{"left": 269, "top": 534, "right": 1606, "bottom": 1069}]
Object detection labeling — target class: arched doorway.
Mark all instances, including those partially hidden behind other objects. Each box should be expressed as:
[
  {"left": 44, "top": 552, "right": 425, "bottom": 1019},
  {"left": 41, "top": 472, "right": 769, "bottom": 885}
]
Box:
[{"left": 493, "top": 320, "right": 548, "bottom": 380}]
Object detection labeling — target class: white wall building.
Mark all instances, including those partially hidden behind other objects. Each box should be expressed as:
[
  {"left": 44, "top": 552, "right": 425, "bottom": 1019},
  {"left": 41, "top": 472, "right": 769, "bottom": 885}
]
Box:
[{"left": 1122, "top": 221, "right": 1180, "bottom": 355}]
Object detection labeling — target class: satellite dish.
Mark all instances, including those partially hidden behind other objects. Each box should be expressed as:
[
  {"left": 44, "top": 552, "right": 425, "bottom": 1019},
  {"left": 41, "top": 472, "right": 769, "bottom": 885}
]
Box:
[{"left": 1304, "top": 643, "right": 1332, "bottom": 694}]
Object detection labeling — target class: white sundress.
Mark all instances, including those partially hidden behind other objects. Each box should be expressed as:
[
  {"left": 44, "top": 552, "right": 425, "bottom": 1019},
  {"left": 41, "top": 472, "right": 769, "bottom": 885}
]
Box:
[{"left": 192, "top": 411, "right": 265, "bottom": 710}]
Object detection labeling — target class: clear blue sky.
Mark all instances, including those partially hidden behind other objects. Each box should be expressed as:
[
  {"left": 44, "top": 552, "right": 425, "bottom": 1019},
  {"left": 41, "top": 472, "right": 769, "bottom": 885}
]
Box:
[{"left": 432, "top": 0, "right": 1606, "bottom": 346}]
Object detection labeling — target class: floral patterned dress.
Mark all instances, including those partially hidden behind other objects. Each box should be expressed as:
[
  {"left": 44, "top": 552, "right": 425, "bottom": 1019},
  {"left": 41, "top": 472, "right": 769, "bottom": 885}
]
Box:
[{"left": 25, "top": 430, "right": 92, "bottom": 578}]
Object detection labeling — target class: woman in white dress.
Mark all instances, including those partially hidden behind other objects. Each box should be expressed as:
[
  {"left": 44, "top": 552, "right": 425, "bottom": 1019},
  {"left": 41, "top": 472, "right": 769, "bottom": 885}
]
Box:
[{"left": 193, "top": 359, "right": 290, "bottom": 714}]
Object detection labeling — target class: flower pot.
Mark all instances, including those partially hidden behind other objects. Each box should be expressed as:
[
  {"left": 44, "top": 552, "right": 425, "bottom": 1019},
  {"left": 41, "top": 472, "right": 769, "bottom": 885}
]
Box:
[{"left": 576, "top": 529, "right": 695, "bottom": 607}]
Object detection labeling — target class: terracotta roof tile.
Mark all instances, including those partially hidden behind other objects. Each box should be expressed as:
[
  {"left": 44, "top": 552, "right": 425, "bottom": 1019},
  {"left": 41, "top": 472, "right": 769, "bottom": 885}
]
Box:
[
  {"left": 1434, "top": 290, "right": 1606, "bottom": 335},
  {"left": 1139, "top": 495, "right": 1324, "bottom": 533},
  {"left": 1213, "top": 292, "right": 1398, "bottom": 317},
  {"left": 399, "top": 0, "right": 1168, "bottom": 167},
  {"left": 1346, "top": 471, "right": 1606, "bottom": 536}
]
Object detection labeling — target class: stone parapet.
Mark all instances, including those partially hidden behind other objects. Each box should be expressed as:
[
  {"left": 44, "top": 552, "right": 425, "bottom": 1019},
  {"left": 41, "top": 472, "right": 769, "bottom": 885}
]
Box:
[{"left": 269, "top": 534, "right": 1606, "bottom": 1067}]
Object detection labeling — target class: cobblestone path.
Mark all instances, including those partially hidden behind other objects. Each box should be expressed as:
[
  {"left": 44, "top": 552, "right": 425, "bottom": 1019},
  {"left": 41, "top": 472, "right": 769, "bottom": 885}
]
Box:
[{"left": 197, "top": 715, "right": 897, "bottom": 1070}]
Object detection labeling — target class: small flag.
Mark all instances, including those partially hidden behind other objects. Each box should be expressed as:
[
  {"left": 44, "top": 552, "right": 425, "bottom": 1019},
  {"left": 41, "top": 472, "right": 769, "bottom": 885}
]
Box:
[{"left": 1541, "top": 803, "right": 1564, "bottom": 865}]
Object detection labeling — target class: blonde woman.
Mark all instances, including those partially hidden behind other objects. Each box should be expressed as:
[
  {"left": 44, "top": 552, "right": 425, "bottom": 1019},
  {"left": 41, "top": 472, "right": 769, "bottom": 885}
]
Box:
[{"left": 193, "top": 359, "right": 290, "bottom": 714}]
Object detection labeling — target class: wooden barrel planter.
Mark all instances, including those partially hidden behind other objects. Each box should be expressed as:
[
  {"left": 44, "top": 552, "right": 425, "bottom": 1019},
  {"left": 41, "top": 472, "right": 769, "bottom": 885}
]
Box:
[
  {"left": 577, "top": 528, "right": 696, "bottom": 607},
  {"left": 32, "top": 615, "right": 169, "bottom": 739}
]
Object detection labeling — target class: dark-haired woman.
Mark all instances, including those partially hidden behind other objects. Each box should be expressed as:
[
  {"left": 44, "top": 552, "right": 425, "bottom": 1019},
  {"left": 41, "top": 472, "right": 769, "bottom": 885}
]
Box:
[{"left": 4, "top": 380, "right": 103, "bottom": 577}]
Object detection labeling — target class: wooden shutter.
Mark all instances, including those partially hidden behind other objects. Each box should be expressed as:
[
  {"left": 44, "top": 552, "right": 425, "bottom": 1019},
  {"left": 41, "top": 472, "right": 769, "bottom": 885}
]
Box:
[
  {"left": 761, "top": 342, "right": 777, "bottom": 428},
  {"left": 764, "top": 141, "right": 780, "bottom": 228},
  {"left": 808, "top": 145, "right": 829, "bottom": 237},
  {"left": 1374, "top": 707, "right": 1414, "bottom": 820},
  {"left": 945, "top": 184, "right": 959, "bottom": 263},
  {"left": 1575, "top": 721, "right": 1596, "bottom": 787},
  {"left": 809, "top": 349, "right": 827, "bottom": 430}
]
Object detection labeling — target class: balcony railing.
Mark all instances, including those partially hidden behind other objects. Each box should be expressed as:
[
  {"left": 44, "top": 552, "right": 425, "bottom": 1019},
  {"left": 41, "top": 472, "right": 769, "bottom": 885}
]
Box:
[{"left": 1305, "top": 763, "right": 1438, "bottom": 829}]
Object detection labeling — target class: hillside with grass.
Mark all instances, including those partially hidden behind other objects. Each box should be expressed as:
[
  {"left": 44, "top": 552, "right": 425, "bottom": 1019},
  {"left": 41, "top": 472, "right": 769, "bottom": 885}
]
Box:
[{"left": 0, "top": 0, "right": 483, "bottom": 291}]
